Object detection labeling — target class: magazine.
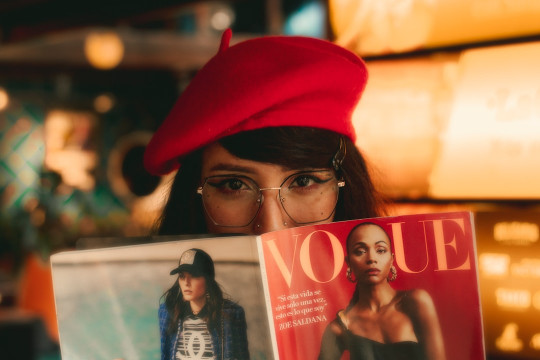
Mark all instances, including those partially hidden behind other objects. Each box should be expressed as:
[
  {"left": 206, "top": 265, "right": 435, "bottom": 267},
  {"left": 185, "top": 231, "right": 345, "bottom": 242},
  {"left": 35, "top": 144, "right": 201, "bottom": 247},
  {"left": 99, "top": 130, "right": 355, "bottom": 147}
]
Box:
[{"left": 51, "top": 211, "right": 485, "bottom": 359}]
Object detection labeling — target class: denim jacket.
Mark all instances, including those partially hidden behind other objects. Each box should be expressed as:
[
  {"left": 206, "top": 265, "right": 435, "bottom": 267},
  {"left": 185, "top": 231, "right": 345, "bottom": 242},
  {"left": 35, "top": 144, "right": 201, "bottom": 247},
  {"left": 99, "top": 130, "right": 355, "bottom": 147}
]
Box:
[{"left": 159, "top": 300, "right": 249, "bottom": 360}]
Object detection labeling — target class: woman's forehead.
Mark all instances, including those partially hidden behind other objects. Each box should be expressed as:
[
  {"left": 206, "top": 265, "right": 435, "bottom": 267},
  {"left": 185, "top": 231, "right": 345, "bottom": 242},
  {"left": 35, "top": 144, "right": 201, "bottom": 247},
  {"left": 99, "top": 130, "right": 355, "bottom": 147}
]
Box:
[
  {"left": 350, "top": 224, "right": 390, "bottom": 244},
  {"left": 179, "top": 271, "right": 205, "bottom": 278},
  {"left": 201, "top": 142, "right": 306, "bottom": 179}
]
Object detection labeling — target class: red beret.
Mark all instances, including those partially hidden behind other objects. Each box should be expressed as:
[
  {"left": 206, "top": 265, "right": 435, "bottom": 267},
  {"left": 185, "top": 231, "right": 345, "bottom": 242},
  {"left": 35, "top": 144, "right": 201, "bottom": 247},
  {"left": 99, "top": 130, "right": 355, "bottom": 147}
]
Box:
[{"left": 144, "top": 29, "right": 368, "bottom": 175}]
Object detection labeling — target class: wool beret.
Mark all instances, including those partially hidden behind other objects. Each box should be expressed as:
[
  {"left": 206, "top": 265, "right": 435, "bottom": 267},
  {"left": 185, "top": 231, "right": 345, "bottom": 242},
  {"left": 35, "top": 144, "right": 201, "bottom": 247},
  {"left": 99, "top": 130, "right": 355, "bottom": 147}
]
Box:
[{"left": 144, "top": 29, "right": 368, "bottom": 175}]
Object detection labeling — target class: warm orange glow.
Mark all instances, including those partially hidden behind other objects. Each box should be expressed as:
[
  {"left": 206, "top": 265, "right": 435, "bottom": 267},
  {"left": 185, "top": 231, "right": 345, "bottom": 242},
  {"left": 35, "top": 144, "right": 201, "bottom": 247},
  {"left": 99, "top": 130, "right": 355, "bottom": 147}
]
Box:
[
  {"left": 84, "top": 31, "right": 124, "bottom": 70},
  {"left": 533, "top": 291, "right": 540, "bottom": 311},
  {"left": 429, "top": 41, "right": 540, "bottom": 199},
  {"left": 352, "top": 42, "right": 540, "bottom": 200},
  {"left": 44, "top": 110, "right": 97, "bottom": 191},
  {"left": 494, "top": 222, "right": 539, "bottom": 244},
  {"left": 330, "top": 0, "right": 435, "bottom": 55},
  {"left": 18, "top": 254, "right": 59, "bottom": 341},
  {"left": 352, "top": 56, "right": 458, "bottom": 199},
  {"left": 531, "top": 333, "right": 540, "bottom": 350},
  {"left": 496, "top": 323, "right": 523, "bottom": 352},
  {"left": 94, "top": 93, "right": 115, "bottom": 113},
  {"left": 0, "top": 87, "right": 9, "bottom": 110},
  {"left": 330, "top": 0, "right": 540, "bottom": 56},
  {"left": 511, "top": 259, "right": 540, "bottom": 278},
  {"left": 479, "top": 253, "right": 510, "bottom": 276},
  {"left": 495, "top": 288, "right": 530, "bottom": 310}
]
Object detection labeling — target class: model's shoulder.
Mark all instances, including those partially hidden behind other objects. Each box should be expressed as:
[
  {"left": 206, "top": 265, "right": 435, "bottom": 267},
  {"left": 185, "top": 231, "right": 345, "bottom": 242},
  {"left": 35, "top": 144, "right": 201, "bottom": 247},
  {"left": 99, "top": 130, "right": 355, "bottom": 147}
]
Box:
[
  {"left": 158, "top": 302, "right": 171, "bottom": 323},
  {"left": 321, "top": 311, "right": 346, "bottom": 337},
  {"left": 405, "top": 288, "right": 433, "bottom": 304},
  {"left": 223, "top": 299, "right": 244, "bottom": 312},
  {"left": 158, "top": 302, "right": 167, "bottom": 312},
  {"left": 223, "top": 298, "right": 239, "bottom": 306},
  {"left": 397, "top": 289, "right": 436, "bottom": 317},
  {"left": 398, "top": 288, "right": 432, "bottom": 301}
]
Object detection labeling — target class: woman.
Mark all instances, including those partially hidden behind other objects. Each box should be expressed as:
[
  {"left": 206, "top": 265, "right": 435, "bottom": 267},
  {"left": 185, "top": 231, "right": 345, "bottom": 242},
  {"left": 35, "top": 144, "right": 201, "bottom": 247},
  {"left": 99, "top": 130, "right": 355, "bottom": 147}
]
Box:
[
  {"left": 318, "top": 222, "right": 445, "bottom": 360},
  {"left": 143, "top": 29, "right": 387, "bottom": 236},
  {"left": 159, "top": 248, "right": 249, "bottom": 360}
]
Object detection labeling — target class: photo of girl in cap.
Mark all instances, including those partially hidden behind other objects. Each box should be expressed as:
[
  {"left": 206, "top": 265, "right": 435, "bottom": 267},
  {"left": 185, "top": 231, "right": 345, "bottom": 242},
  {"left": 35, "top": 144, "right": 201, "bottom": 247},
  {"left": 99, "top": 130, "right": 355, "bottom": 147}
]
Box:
[
  {"left": 318, "top": 222, "right": 445, "bottom": 360},
  {"left": 159, "top": 248, "right": 249, "bottom": 360},
  {"left": 144, "top": 29, "right": 386, "bottom": 238}
]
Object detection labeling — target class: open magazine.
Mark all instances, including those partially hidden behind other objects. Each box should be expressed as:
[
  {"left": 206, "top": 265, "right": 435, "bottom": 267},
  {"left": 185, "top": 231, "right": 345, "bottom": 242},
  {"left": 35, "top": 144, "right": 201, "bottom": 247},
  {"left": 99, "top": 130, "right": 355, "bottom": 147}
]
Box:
[{"left": 51, "top": 211, "right": 485, "bottom": 359}]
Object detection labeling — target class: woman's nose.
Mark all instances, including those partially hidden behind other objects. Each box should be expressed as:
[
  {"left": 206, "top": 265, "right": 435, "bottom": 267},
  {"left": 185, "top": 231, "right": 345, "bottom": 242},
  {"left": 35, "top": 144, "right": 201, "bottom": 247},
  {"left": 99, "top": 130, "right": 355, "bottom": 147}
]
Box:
[
  {"left": 366, "top": 250, "right": 377, "bottom": 263},
  {"left": 252, "top": 192, "right": 292, "bottom": 234}
]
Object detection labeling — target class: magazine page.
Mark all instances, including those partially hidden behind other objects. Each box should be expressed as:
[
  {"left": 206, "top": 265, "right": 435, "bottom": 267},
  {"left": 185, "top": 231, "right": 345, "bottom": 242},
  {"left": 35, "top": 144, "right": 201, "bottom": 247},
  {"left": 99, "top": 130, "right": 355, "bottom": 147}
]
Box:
[
  {"left": 51, "top": 236, "right": 273, "bottom": 360},
  {"left": 259, "top": 211, "right": 485, "bottom": 360}
]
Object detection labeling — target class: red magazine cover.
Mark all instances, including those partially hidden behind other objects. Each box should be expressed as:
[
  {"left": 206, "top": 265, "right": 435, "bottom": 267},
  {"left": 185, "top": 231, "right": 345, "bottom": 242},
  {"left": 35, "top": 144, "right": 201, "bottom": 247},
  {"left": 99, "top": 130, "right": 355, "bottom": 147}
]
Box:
[{"left": 259, "top": 211, "right": 485, "bottom": 360}]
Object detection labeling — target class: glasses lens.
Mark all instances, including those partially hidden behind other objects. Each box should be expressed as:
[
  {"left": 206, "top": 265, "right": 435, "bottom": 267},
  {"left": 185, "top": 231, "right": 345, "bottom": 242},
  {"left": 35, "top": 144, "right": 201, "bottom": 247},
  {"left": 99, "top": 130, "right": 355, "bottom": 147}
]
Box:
[
  {"left": 200, "top": 175, "right": 260, "bottom": 227},
  {"left": 280, "top": 170, "right": 340, "bottom": 224}
]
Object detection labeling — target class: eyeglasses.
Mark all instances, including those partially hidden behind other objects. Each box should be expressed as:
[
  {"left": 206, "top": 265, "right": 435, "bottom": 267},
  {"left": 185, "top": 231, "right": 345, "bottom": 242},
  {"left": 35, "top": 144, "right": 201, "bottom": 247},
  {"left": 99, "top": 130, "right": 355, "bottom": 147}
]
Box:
[{"left": 197, "top": 170, "right": 345, "bottom": 227}]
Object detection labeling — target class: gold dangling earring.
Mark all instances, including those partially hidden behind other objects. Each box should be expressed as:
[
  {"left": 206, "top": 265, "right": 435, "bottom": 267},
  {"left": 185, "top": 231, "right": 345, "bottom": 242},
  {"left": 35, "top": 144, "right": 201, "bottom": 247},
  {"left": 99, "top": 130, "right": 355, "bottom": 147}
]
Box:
[
  {"left": 346, "top": 267, "right": 356, "bottom": 282},
  {"left": 388, "top": 265, "right": 397, "bottom": 282}
]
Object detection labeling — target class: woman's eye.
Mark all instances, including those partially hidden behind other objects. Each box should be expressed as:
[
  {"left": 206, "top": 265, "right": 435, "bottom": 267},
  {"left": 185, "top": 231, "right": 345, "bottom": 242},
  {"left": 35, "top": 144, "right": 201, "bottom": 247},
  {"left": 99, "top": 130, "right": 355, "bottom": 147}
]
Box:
[
  {"left": 293, "top": 175, "right": 314, "bottom": 187},
  {"left": 354, "top": 248, "right": 366, "bottom": 256},
  {"left": 208, "top": 177, "right": 250, "bottom": 192},
  {"left": 225, "top": 179, "right": 244, "bottom": 190},
  {"left": 290, "top": 174, "right": 329, "bottom": 189},
  {"left": 377, "top": 248, "right": 387, "bottom": 254}
]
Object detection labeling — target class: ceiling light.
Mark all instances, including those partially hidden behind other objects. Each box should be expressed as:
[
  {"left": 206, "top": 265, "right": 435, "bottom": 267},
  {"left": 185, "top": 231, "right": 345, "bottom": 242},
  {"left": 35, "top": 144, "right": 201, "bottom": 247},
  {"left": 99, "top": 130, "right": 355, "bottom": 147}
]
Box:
[
  {"left": 210, "top": 4, "right": 234, "bottom": 31},
  {"left": 84, "top": 31, "right": 124, "bottom": 70}
]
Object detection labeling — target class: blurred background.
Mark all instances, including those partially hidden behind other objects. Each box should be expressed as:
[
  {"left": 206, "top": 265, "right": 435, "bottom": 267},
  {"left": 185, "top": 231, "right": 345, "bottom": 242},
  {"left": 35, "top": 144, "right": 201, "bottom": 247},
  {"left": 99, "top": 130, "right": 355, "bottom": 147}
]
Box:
[{"left": 0, "top": 0, "right": 539, "bottom": 359}]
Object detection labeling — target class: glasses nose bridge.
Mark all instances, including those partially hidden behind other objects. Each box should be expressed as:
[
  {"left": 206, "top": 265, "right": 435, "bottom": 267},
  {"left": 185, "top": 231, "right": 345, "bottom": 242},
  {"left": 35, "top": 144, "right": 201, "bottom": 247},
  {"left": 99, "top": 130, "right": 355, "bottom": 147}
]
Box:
[
  {"left": 257, "top": 186, "right": 284, "bottom": 205},
  {"left": 259, "top": 186, "right": 282, "bottom": 192}
]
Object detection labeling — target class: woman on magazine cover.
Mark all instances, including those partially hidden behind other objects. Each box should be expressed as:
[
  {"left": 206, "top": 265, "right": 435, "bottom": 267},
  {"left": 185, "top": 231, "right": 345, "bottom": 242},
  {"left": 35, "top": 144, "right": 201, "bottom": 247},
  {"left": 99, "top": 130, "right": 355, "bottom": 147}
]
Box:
[
  {"left": 318, "top": 222, "right": 445, "bottom": 360},
  {"left": 143, "top": 29, "right": 387, "bottom": 237},
  {"left": 159, "top": 248, "right": 249, "bottom": 360}
]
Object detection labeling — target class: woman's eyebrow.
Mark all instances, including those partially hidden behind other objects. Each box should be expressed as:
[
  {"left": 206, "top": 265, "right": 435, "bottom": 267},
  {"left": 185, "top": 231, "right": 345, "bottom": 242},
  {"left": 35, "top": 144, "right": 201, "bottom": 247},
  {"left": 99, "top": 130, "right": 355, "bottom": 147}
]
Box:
[
  {"left": 352, "top": 240, "right": 388, "bottom": 248},
  {"left": 207, "top": 163, "right": 257, "bottom": 174},
  {"left": 352, "top": 241, "right": 367, "bottom": 248}
]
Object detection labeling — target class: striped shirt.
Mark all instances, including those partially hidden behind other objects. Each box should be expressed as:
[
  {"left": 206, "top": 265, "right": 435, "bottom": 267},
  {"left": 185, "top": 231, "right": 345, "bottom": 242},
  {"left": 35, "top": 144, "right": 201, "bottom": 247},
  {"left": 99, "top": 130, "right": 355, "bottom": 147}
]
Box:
[{"left": 175, "top": 315, "right": 215, "bottom": 359}]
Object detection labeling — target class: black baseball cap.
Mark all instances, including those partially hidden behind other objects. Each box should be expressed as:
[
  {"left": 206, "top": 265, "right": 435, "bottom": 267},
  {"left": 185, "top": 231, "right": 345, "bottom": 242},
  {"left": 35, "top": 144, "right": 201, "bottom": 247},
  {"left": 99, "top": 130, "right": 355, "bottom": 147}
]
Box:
[{"left": 170, "top": 248, "right": 215, "bottom": 278}]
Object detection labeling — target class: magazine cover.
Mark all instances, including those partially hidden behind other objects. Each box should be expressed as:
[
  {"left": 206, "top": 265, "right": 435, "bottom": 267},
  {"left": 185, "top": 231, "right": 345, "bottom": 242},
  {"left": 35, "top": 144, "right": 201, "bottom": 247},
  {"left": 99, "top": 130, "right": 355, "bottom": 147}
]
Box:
[
  {"left": 51, "top": 211, "right": 484, "bottom": 359},
  {"left": 259, "top": 211, "right": 485, "bottom": 360}
]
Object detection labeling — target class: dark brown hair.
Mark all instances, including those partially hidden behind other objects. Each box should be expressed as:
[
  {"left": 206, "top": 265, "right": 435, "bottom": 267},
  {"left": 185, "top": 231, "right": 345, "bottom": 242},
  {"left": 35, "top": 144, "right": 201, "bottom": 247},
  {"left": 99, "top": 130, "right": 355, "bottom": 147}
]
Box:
[
  {"left": 156, "top": 127, "right": 386, "bottom": 235},
  {"left": 162, "top": 273, "right": 224, "bottom": 335}
]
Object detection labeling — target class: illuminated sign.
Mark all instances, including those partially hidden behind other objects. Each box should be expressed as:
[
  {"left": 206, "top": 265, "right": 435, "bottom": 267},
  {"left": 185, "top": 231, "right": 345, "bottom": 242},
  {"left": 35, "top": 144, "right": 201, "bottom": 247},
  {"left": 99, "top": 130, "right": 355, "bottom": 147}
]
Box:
[
  {"left": 329, "top": 0, "right": 540, "bottom": 56},
  {"left": 495, "top": 288, "right": 530, "bottom": 310},
  {"left": 429, "top": 41, "right": 540, "bottom": 199},
  {"left": 479, "top": 253, "right": 510, "bottom": 276},
  {"left": 494, "top": 222, "right": 539, "bottom": 244},
  {"left": 496, "top": 323, "right": 523, "bottom": 352},
  {"left": 352, "top": 56, "right": 458, "bottom": 199},
  {"left": 475, "top": 211, "right": 540, "bottom": 358}
]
